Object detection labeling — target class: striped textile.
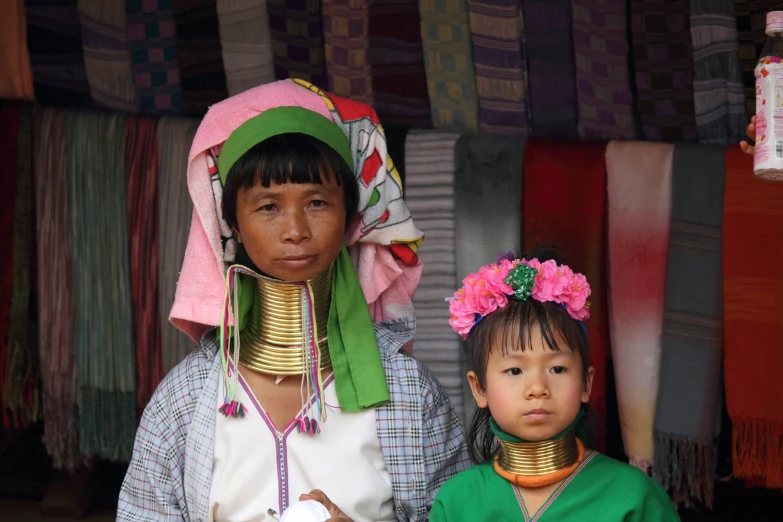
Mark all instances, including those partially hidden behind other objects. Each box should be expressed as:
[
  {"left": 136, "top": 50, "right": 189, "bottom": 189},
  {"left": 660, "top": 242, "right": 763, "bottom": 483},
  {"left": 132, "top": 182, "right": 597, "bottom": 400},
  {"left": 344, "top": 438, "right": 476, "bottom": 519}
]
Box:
[
  {"left": 0, "top": 0, "right": 34, "bottom": 100},
  {"left": 25, "top": 0, "right": 91, "bottom": 106},
  {"left": 216, "top": 0, "right": 275, "bottom": 95},
  {"left": 125, "top": 115, "right": 163, "bottom": 417},
  {"left": 267, "top": 0, "right": 328, "bottom": 88},
  {"left": 33, "top": 107, "right": 80, "bottom": 470},
  {"left": 630, "top": 0, "right": 698, "bottom": 141},
  {"left": 2, "top": 104, "right": 37, "bottom": 429},
  {"left": 157, "top": 117, "right": 199, "bottom": 374},
  {"left": 367, "top": 0, "right": 431, "bottom": 127},
  {"left": 420, "top": 0, "right": 479, "bottom": 130},
  {"left": 653, "top": 143, "right": 725, "bottom": 507},
  {"left": 67, "top": 111, "right": 136, "bottom": 461},
  {"left": 172, "top": 0, "right": 228, "bottom": 116},
  {"left": 689, "top": 0, "right": 747, "bottom": 144},
  {"left": 734, "top": 0, "right": 774, "bottom": 117},
  {"left": 404, "top": 130, "right": 463, "bottom": 419},
  {"left": 467, "top": 0, "right": 528, "bottom": 136},
  {"left": 126, "top": 0, "right": 184, "bottom": 113},
  {"left": 77, "top": 0, "right": 139, "bottom": 112},
  {"left": 521, "top": 0, "right": 578, "bottom": 139},
  {"left": 572, "top": 0, "right": 636, "bottom": 140},
  {"left": 606, "top": 141, "right": 674, "bottom": 473},
  {"left": 453, "top": 133, "right": 524, "bottom": 423},
  {"left": 323, "top": 0, "right": 372, "bottom": 104}
]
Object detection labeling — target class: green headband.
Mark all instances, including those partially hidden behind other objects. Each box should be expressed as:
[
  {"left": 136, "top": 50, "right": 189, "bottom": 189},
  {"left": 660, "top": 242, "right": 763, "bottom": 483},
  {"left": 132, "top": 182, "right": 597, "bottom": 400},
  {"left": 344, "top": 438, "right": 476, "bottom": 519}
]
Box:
[{"left": 217, "top": 106, "right": 355, "bottom": 185}]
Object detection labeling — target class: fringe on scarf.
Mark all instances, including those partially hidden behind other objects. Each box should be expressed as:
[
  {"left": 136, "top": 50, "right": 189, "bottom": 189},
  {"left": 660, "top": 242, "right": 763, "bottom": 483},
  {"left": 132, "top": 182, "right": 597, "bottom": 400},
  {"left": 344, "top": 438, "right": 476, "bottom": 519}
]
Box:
[
  {"left": 732, "top": 419, "right": 783, "bottom": 490},
  {"left": 653, "top": 430, "right": 717, "bottom": 507}
]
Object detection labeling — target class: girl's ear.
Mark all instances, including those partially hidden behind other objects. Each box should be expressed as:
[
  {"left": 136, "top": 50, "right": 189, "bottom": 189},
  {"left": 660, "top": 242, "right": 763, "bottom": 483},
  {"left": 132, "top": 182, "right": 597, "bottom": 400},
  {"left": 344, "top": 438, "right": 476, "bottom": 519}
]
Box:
[
  {"left": 581, "top": 366, "right": 596, "bottom": 404},
  {"left": 467, "top": 371, "right": 488, "bottom": 409}
]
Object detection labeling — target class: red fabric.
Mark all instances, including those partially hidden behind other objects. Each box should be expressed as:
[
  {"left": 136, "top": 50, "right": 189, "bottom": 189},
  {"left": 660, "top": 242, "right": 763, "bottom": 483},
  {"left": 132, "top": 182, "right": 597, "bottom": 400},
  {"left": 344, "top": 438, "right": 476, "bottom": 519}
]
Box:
[
  {"left": 723, "top": 145, "right": 783, "bottom": 490},
  {"left": 522, "top": 138, "right": 608, "bottom": 452},
  {"left": 125, "top": 115, "right": 162, "bottom": 418}
]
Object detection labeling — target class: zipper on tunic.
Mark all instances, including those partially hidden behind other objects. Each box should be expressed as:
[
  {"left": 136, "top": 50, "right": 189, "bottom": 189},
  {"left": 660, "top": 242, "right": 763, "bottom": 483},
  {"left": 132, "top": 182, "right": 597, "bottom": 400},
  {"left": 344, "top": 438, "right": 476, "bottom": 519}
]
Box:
[{"left": 278, "top": 431, "right": 288, "bottom": 513}]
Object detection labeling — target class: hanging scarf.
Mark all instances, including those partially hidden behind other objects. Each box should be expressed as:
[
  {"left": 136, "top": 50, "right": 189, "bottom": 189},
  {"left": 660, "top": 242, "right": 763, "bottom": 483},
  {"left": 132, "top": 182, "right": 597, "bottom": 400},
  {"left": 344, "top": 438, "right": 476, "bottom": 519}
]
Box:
[
  {"left": 1, "top": 103, "right": 37, "bottom": 429},
  {"left": 653, "top": 143, "right": 725, "bottom": 506},
  {"left": 77, "top": 0, "right": 139, "bottom": 112},
  {"left": 521, "top": 0, "right": 578, "bottom": 139},
  {"left": 125, "top": 115, "right": 162, "bottom": 418},
  {"left": 367, "top": 0, "right": 431, "bottom": 127},
  {"left": 33, "top": 107, "right": 80, "bottom": 470},
  {"left": 404, "top": 130, "right": 463, "bottom": 418},
  {"left": 630, "top": 0, "right": 697, "bottom": 141},
  {"left": 723, "top": 145, "right": 783, "bottom": 490},
  {"left": 158, "top": 116, "right": 199, "bottom": 374},
  {"left": 467, "top": 0, "right": 529, "bottom": 136},
  {"left": 267, "top": 0, "right": 328, "bottom": 88},
  {"left": 25, "top": 0, "right": 91, "bottom": 106},
  {"left": 734, "top": 0, "right": 768, "bottom": 118},
  {"left": 67, "top": 111, "right": 136, "bottom": 461},
  {"left": 322, "top": 0, "right": 372, "bottom": 104},
  {"left": 0, "top": 0, "right": 34, "bottom": 100},
  {"left": 172, "top": 0, "right": 228, "bottom": 115},
  {"left": 689, "top": 0, "right": 746, "bottom": 144},
  {"left": 216, "top": 0, "right": 275, "bottom": 96},
  {"left": 606, "top": 141, "right": 673, "bottom": 473},
  {"left": 126, "top": 0, "right": 184, "bottom": 114},
  {"left": 522, "top": 138, "right": 608, "bottom": 453},
  {"left": 572, "top": 0, "right": 636, "bottom": 140},
  {"left": 419, "top": 0, "right": 479, "bottom": 130},
  {"left": 453, "top": 133, "right": 523, "bottom": 423}
]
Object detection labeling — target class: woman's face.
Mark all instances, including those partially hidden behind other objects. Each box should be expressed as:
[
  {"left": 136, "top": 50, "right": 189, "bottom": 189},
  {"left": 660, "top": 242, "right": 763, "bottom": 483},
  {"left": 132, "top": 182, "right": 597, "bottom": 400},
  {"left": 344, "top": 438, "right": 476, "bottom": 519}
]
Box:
[{"left": 233, "top": 172, "right": 346, "bottom": 282}]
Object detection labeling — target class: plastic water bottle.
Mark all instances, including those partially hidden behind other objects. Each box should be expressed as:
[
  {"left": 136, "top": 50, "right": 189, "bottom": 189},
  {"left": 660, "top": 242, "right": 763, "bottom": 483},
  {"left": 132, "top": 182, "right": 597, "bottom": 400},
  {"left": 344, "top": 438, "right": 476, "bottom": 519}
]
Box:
[{"left": 754, "top": 11, "right": 783, "bottom": 181}]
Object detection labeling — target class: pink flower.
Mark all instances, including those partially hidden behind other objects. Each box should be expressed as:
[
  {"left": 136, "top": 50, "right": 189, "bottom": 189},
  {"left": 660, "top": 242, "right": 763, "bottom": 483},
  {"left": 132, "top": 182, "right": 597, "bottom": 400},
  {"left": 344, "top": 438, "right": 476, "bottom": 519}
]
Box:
[
  {"left": 569, "top": 305, "right": 590, "bottom": 322},
  {"left": 531, "top": 259, "right": 559, "bottom": 301},
  {"left": 564, "top": 272, "right": 591, "bottom": 311}
]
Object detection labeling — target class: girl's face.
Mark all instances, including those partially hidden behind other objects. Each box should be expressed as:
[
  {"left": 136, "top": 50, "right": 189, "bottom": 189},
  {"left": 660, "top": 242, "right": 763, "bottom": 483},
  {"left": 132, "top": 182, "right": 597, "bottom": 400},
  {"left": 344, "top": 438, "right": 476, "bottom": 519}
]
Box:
[
  {"left": 468, "top": 323, "right": 594, "bottom": 442},
  {"left": 233, "top": 172, "right": 346, "bottom": 282}
]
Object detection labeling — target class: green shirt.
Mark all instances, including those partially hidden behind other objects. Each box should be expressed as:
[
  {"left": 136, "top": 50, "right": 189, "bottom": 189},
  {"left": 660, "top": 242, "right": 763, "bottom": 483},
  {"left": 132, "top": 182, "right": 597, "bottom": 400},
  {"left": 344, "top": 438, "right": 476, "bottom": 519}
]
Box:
[{"left": 431, "top": 452, "right": 680, "bottom": 522}]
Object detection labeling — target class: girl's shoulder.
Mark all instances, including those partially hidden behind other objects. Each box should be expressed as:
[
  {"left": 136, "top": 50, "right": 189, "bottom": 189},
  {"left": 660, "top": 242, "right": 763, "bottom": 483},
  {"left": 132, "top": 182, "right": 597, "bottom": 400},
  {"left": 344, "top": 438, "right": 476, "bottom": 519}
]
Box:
[{"left": 580, "top": 452, "right": 662, "bottom": 492}]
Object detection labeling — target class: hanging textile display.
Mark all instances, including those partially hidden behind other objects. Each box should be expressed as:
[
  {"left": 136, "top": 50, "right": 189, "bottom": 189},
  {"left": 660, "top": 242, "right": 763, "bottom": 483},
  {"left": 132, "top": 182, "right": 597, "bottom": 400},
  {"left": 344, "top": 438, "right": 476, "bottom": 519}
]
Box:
[
  {"left": 734, "top": 0, "right": 768, "bottom": 117},
  {"left": 521, "top": 0, "right": 578, "bottom": 139},
  {"left": 723, "top": 145, "right": 783, "bottom": 490},
  {"left": 322, "top": 0, "right": 372, "bottom": 104},
  {"left": 606, "top": 141, "right": 674, "bottom": 473},
  {"left": 158, "top": 117, "right": 199, "bottom": 374},
  {"left": 1, "top": 103, "right": 38, "bottom": 429},
  {"left": 172, "top": 0, "right": 228, "bottom": 115},
  {"left": 125, "top": 115, "right": 162, "bottom": 416},
  {"left": 572, "top": 0, "right": 636, "bottom": 140},
  {"left": 419, "top": 0, "right": 479, "bottom": 130},
  {"left": 126, "top": 0, "right": 184, "bottom": 114},
  {"left": 367, "top": 0, "right": 431, "bottom": 127},
  {"left": 467, "top": 0, "right": 528, "bottom": 136},
  {"left": 67, "top": 110, "right": 136, "bottom": 461},
  {"left": 25, "top": 0, "right": 91, "bottom": 106},
  {"left": 216, "top": 0, "right": 275, "bottom": 96},
  {"left": 0, "top": 102, "right": 16, "bottom": 429},
  {"left": 0, "top": 0, "right": 34, "bottom": 100},
  {"left": 689, "top": 0, "right": 747, "bottom": 145},
  {"left": 630, "top": 0, "right": 698, "bottom": 141},
  {"left": 653, "top": 142, "right": 725, "bottom": 507},
  {"left": 522, "top": 138, "right": 608, "bottom": 452},
  {"left": 453, "top": 133, "right": 523, "bottom": 423},
  {"left": 77, "top": 0, "right": 139, "bottom": 112},
  {"left": 267, "top": 0, "right": 328, "bottom": 88},
  {"left": 404, "top": 130, "right": 462, "bottom": 418},
  {"left": 34, "top": 107, "right": 80, "bottom": 470}
]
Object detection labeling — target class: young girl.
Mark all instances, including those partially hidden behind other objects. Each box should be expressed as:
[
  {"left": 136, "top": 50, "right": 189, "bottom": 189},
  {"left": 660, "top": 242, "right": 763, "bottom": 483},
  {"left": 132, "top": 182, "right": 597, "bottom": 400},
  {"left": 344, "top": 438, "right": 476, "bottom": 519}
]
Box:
[
  {"left": 117, "top": 79, "right": 469, "bottom": 522},
  {"left": 431, "top": 249, "right": 680, "bottom": 521}
]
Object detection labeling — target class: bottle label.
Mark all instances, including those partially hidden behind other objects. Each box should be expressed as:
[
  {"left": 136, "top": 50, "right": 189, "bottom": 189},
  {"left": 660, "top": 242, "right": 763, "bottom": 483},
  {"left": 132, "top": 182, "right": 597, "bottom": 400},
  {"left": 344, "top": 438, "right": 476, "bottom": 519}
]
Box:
[{"left": 754, "top": 57, "right": 783, "bottom": 172}]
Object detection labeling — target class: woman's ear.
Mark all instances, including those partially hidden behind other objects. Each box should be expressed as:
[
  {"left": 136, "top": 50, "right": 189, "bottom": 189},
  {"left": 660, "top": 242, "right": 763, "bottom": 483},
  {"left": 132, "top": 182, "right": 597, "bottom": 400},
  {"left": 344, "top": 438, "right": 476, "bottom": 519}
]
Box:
[
  {"left": 467, "top": 371, "right": 488, "bottom": 409},
  {"left": 581, "top": 366, "right": 596, "bottom": 404}
]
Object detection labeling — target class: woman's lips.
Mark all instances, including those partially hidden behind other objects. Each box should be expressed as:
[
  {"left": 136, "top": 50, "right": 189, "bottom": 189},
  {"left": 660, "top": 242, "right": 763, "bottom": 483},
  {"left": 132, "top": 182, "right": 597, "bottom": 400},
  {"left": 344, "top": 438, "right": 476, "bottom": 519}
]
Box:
[{"left": 278, "top": 254, "right": 317, "bottom": 269}]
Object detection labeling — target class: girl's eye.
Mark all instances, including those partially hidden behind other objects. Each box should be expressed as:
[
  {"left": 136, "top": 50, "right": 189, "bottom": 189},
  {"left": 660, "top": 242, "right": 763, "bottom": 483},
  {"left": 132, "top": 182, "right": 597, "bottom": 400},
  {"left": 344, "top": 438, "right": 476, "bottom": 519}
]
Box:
[
  {"left": 506, "top": 368, "right": 522, "bottom": 376},
  {"left": 550, "top": 366, "right": 566, "bottom": 374}
]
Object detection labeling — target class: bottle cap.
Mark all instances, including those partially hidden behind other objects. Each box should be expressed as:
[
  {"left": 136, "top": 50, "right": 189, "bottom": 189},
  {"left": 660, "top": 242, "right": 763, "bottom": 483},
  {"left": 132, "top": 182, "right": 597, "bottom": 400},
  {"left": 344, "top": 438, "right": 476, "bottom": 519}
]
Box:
[{"left": 766, "top": 11, "right": 783, "bottom": 35}]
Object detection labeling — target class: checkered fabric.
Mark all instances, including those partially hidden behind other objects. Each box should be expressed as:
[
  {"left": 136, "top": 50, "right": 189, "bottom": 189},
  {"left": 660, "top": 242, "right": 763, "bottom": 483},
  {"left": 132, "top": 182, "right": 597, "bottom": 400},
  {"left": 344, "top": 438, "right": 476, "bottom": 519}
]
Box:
[{"left": 268, "top": 0, "right": 328, "bottom": 88}]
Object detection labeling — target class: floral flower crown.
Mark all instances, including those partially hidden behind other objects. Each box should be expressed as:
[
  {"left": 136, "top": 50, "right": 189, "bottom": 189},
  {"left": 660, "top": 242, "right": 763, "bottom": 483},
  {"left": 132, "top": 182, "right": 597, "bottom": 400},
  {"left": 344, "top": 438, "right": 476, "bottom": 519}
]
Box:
[{"left": 448, "top": 254, "right": 591, "bottom": 339}]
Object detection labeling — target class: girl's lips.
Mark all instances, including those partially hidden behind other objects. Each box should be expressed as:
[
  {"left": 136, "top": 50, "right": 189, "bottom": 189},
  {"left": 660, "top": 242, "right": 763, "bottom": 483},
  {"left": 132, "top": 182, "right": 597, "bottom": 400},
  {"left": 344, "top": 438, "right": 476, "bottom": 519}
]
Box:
[{"left": 524, "top": 409, "right": 551, "bottom": 422}]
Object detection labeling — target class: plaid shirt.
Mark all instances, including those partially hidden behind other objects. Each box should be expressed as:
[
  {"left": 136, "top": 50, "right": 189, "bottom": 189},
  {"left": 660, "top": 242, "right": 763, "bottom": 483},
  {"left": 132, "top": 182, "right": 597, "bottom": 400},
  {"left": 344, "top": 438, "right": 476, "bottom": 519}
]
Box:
[{"left": 118, "top": 318, "right": 470, "bottom": 521}]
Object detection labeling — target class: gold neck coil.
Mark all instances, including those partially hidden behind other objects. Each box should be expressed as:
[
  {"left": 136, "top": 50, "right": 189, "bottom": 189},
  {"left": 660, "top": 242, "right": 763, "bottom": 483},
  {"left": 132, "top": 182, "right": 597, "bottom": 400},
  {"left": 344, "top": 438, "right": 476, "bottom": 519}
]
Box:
[{"left": 496, "top": 431, "right": 580, "bottom": 476}]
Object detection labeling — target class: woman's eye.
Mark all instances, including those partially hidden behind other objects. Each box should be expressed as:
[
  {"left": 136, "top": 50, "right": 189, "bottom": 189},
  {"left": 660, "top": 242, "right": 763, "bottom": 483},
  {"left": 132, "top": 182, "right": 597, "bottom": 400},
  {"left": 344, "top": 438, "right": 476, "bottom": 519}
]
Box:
[
  {"left": 310, "top": 199, "right": 326, "bottom": 208},
  {"left": 506, "top": 368, "right": 522, "bottom": 376},
  {"left": 550, "top": 366, "right": 566, "bottom": 374},
  {"left": 258, "top": 204, "right": 276, "bottom": 212}
]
